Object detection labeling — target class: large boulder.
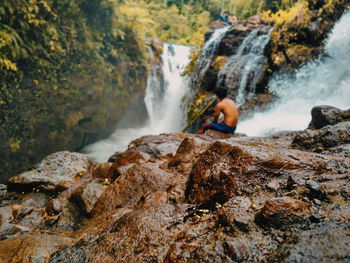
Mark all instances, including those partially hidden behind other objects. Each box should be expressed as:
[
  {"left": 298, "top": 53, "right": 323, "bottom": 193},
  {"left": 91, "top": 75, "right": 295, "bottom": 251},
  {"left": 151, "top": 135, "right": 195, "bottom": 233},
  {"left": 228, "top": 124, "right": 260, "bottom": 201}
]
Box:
[
  {"left": 8, "top": 151, "right": 93, "bottom": 192},
  {"left": 292, "top": 121, "right": 350, "bottom": 152},
  {"left": 93, "top": 162, "right": 186, "bottom": 215},
  {"left": 308, "top": 105, "right": 350, "bottom": 129}
]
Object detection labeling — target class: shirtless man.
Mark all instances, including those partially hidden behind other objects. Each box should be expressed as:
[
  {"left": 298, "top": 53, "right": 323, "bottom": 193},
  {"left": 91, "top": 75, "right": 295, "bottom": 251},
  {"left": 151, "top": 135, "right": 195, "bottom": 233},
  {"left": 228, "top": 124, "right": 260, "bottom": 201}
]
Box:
[{"left": 198, "top": 88, "right": 238, "bottom": 134}]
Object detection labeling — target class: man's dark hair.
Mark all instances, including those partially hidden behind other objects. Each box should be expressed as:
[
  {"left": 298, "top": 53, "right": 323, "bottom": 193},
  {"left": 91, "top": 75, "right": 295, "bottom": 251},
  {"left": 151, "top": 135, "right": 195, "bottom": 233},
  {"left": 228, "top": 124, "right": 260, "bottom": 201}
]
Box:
[{"left": 215, "top": 87, "right": 227, "bottom": 99}]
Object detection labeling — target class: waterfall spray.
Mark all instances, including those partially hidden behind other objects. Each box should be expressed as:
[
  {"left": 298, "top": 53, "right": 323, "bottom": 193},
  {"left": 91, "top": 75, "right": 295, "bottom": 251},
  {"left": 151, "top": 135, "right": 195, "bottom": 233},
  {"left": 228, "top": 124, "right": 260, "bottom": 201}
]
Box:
[
  {"left": 83, "top": 44, "right": 192, "bottom": 163},
  {"left": 238, "top": 10, "right": 350, "bottom": 136}
]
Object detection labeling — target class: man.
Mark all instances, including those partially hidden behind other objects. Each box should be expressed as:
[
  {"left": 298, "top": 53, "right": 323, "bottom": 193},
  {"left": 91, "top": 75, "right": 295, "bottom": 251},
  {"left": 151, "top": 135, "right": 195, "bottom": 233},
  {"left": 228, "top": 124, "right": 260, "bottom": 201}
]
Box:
[{"left": 198, "top": 88, "right": 238, "bottom": 134}]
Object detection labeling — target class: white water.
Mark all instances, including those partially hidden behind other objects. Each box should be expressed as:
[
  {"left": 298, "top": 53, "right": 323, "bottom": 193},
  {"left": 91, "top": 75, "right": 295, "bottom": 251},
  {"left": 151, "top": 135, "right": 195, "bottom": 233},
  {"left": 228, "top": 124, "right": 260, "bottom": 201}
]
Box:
[
  {"left": 193, "top": 26, "right": 231, "bottom": 83},
  {"left": 238, "top": 10, "right": 350, "bottom": 136},
  {"left": 217, "top": 28, "right": 272, "bottom": 106},
  {"left": 83, "top": 43, "right": 192, "bottom": 163}
]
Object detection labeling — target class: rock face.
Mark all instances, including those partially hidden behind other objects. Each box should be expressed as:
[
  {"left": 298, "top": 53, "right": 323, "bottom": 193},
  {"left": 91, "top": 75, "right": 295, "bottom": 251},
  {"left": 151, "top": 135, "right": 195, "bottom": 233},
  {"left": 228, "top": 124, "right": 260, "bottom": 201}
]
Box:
[
  {"left": 7, "top": 151, "right": 93, "bottom": 192},
  {"left": 1, "top": 107, "right": 350, "bottom": 262},
  {"left": 292, "top": 106, "right": 350, "bottom": 155},
  {"left": 308, "top": 105, "right": 350, "bottom": 129}
]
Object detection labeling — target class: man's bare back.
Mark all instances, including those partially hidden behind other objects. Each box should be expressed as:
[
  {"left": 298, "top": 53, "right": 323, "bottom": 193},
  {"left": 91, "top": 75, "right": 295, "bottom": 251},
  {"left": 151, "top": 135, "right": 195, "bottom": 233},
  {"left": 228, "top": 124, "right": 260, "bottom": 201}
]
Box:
[
  {"left": 214, "top": 97, "right": 239, "bottom": 128},
  {"left": 198, "top": 88, "right": 239, "bottom": 134}
]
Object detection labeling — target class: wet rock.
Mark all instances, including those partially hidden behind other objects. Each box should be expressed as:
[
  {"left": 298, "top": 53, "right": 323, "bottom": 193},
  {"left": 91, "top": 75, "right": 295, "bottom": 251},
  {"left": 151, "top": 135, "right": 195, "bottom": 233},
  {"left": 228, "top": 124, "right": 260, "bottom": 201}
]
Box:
[
  {"left": 107, "top": 151, "right": 145, "bottom": 182},
  {"left": 70, "top": 180, "right": 107, "bottom": 216},
  {"left": 105, "top": 208, "right": 134, "bottom": 232},
  {"left": 46, "top": 199, "right": 62, "bottom": 216},
  {"left": 292, "top": 121, "right": 350, "bottom": 152},
  {"left": 55, "top": 199, "right": 84, "bottom": 231},
  {"left": 284, "top": 223, "right": 350, "bottom": 263},
  {"left": 168, "top": 136, "right": 212, "bottom": 175},
  {"left": 167, "top": 184, "right": 186, "bottom": 204},
  {"left": 238, "top": 93, "right": 277, "bottom": 120},
  {"left": 0, "top": 206, "right": 18, "bottom": 238},
  {"left": 8, "top": 151, "right": 93, "bottom": 192},
  {"left": 185, "top": 140, "right": 322, "bottom": 205},
  {"left": 266, "top": 179, "right": 281, "bottom": 191},
  {"left": 2, "top": 234, "right": 75, "bottom": 263},
  {"left": 49, "top": 247, "right": 89, "bottom": 263},
  {"left": 185, "top": 142, "right": 248, "bottom": 205},
  {"left": 0, "top": 184, "right": 6, "bottom": 198},
  {"left": 306, "top": 179, "right": 329, "bottom": 201},
  {"left": 93, "top": 162, "right": 184, "bottom": 215},
  {"left": 92, "top": 162, "right": 112, "bottom": 179},
  {"left": 220, "top": 197, "right": 253, "bottom": 231},
  {"left": 225, "top": 240, "right": 249, "bottom": 262},
  {"left": 0, "top": 236, "right": 23, "bottom": 262},
  {"left": 128, "top": 134, "right": 184, "bottom": 159},
  {"left": 308, "top": 105, "right": 350, "bottom": 130},
  {"left": 321, "top": 144, "right": 350, "bottom": 158},
  {"left": 255, "top": 197, "right": 312, "bottom": 229}
]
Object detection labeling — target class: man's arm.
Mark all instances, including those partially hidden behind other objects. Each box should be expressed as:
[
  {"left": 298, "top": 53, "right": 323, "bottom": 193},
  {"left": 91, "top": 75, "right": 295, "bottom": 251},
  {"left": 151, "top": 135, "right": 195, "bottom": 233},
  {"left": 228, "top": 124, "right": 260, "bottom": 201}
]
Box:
[{"left": 212, "top": 104, "right": 221, "bottom": 123}]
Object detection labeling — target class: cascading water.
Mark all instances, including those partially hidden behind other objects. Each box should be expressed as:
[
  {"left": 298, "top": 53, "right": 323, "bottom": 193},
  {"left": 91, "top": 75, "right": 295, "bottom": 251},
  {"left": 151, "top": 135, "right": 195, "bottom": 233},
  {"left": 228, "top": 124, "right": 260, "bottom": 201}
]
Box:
[
  {"left": 83, "top": 43, "right": 192, "bottom": 163},
  {"left": 192, "top": 26, "right": 231, "bottom": 85},
  {"left": 238, "top": 10, "right": 350, "bottom": 136},
  {"left": 217, "top": 27, "right": 272, "bottom": 106}
]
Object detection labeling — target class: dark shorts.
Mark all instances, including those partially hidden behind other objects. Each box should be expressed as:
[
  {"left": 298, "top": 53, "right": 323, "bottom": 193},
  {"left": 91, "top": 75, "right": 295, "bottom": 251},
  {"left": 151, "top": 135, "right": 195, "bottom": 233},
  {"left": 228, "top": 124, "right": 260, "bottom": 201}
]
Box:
[{"left": 202, "top": 122, "right": 236, "bottom": 134}]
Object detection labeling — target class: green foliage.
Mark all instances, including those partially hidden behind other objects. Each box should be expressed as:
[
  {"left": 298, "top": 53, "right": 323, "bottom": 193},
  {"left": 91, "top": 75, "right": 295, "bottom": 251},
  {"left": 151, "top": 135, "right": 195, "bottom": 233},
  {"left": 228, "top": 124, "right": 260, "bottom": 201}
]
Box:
[
  {"left": 261, "top": 0, "right": 349, "bottom": 69},
  {"left": 0, "top": 0, "right": 149, "bottom": 181}
]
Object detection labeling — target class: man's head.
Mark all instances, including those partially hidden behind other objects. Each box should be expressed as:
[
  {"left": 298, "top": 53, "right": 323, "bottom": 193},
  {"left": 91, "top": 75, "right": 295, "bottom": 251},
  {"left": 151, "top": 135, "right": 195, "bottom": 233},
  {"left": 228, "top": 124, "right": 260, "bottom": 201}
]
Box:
[{"left": 215, "top": 87, "right": 227, "bottom": 99}]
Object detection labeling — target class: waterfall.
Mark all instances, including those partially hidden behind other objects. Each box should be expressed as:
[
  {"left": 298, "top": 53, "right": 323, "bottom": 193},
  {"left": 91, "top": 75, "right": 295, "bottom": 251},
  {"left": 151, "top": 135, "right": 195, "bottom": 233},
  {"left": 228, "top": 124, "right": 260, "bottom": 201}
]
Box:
[
  {"left": 192, "top": 26, "right": 231, "bottom": 85},
  {"left": 217, "top": 27, "right": 272, "bottom": 106},
  {"left": 82, "top": 43, "right": 192, "bottom": 163},
  {"left": 238, "top": 10, "right": 350, "bottom": 136}
]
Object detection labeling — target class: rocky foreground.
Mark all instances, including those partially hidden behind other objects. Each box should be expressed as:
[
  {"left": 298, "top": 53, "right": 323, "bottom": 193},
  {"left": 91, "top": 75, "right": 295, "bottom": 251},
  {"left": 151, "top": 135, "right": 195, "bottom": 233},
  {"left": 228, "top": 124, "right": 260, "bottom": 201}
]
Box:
[{"left": 0, "top": 105, "right": 349, "bottom": 263}]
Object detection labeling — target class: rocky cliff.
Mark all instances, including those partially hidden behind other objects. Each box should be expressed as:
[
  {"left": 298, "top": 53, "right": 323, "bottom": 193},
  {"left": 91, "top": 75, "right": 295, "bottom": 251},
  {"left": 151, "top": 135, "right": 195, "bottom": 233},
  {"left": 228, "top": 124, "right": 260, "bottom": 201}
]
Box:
[
  {"left": 185, "top": 0, "right": 350, "bottom": 131},
  {"left": 1, "top": 105, "right": 349, "bottom": 262}
]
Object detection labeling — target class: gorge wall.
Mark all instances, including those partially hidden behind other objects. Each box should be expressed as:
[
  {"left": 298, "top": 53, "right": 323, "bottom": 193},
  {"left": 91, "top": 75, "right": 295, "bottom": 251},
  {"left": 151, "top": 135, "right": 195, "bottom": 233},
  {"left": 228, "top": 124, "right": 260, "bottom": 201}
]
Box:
[{"left": 0, "top": 0, "right": 150, "bottom": 183}]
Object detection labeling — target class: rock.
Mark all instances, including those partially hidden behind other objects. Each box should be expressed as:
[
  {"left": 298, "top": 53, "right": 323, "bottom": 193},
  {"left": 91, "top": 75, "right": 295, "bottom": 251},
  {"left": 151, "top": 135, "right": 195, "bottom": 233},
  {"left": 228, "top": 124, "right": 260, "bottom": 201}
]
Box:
[
  {"left": 107, "top": 151, "right": 145, "bottom": 181},
  {"left": 0, "top": 184, "right": 6, "bottom": 198},
  {"left": 49, "top": 247, "right": 89, "bottom": 263},
  {"left": 70, "top": 180, "right": 107, "bottom": 216},
  {"left": 266, "top": 179, "right": 281, "bottom": 191},
  {"left": 107, "top": 151, "right": 144, "bottom": 166},
  {"left": 321, "top": 144, "right": 350, "bottom": 158},
  {"left": 168, "top": 136, "right": 211, "bottom": 175},
  {"left": 284, "top": 223, "right": 350, "bottom": 263},
  {"left": 220, "top": 197, "right": 253, "bottom": 231},
  {"left": 238, "top": 93, "right": 277, "bottom": 120},
  {"left": 185, "top": 140, "right": 323, "bottom": 205},
  {"left": 306, "top": 179, "right": 328, "bottom": 201},
  {"left": 255, "top": 197, "right": 312, "bottom": 229},
  {"left": 308, "top": 105, "right": 350, "bottom": 129},
  {"left": 128, "top": 134, "right": 184, "bottom": 159},
  {"left": 93, "top": 162, "right": 184, "bottom": 215},
  {"left": 0, "top": 236, "right": 23, "bottom": 263},
  {"left": 292, "top": 121, "right": 350, "bottom": 152},
  {"left": 8, "top": 151, "right": 93, "bottom": 192},
  {"left": 225, "top": 240, "right": 249, "bottom": 262},
  {"left": 0, "top": 234, "right": 75, "bottom": 263},
  {"left": 46, "top": 199, "right": 62, "bottom": 216},
  {"left": 55, "top": 199, "right": 84, "bottom": 231},
  {"left": 0, "top": 206, "right": 18, "bottom": 238},
  {"left": 92, "top": 162, "right": 112, "bottom": 179}
]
